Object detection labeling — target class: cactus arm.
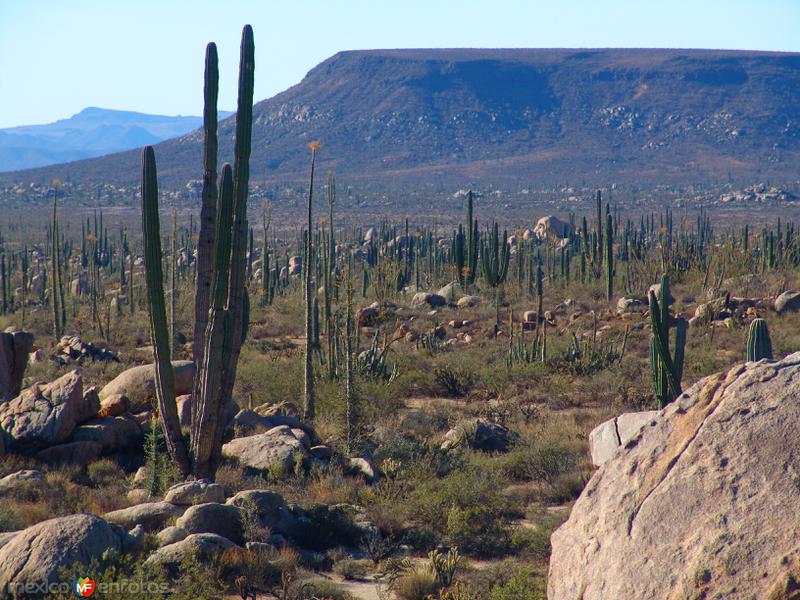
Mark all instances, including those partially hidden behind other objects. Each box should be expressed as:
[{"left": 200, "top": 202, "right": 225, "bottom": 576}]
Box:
[{"left": 141, "top": 146, "right": 191, "bottom": 478}]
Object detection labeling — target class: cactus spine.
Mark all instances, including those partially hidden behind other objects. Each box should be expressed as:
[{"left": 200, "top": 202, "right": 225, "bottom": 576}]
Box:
[
  {"left": 747, "top": 318, "right": 773, "bottom": 362},
  {"left": 649, "top": 275, "right": 687, "bottom": 408}
]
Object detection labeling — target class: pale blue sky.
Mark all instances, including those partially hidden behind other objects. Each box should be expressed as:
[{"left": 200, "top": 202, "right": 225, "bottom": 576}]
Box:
[{"left": 0, "top": 0, "right": 797, "bottom": 128}]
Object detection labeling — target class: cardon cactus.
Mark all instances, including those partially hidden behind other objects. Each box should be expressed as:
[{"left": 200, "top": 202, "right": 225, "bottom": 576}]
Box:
[
  {"left": 649, "top": 275, "right": 687, "bottom": 408},
  {"left": 747, "top": 318, "right": 773, "bottom": 362}
]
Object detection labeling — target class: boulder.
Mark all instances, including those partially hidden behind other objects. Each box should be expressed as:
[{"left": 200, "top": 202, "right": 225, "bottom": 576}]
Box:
[
  {"left": 774, "top": 290, "right": 800, "bottom": 314},
  {"left": 255, "top": 401, "right": 300, "bottom": 419},
  {"left": 144, "top": 533, "right": 237, "bottom": 571},
  {"left": 346, "top": 457, "right": 378, "bottom": 482},
  {"left": 99, "top": 360, "right": 195, "bottom": 405},
  {"left": 0, "top": 514, "right": 131, "bottom": 592},
  {"left": 436, "top": 282, "right": 462, "bottom": 302},
  {"left": 616, "top": 297, "right": 646, "bottom": 314},
  {"left": 0, "top": 532, "right": 17, "bottom": 550},
  {"left": 0, "top": 469, "right": 48, "bottom": 495},
  {"left": 156, "top": 526, "right": 188, "bottom": 547},
  {"left": 533, "top": 215, "right": 571, "bottom": 240},
  {"left": 647, "top": 282, "right": 675, "bottom": 305},
  {"left": 0, "top": 371, "right": 96, "bottom": 452},
  {"left": 0, "top": 330, "right": 33, "bottom": 400},
  {"left": 226, "top": 490, "right": 299, "bottom": 537},
  {"left": 412, "top": 292, "right": 446, "bottom": 308},
  {"left": 222, "top": 425, "right": 308, "bottom": 472},
  {"left": 456, "top": 295, "right": 481, "bottom": 309},
  {"left": 164, "top": 479, "right": 225, "bottom": 505},
  {"left": 587, "top": 411, "right": 659, "bottom": 467},
  {"left": 36, "top": 440, "right": 102, "bottom": 465},
  {"left": 97, "top": 393, "right": 130, "bottom": 417},
  {"left": 175, "top": 502, "right": 245, "bottom": 546},
  {"left": 549, "top": 353, "right": 800, "bottom": 600},
  {"left": 442, "top": 418, "right": 514, "bottom": 452},
  {"left": 104, "top": 501, "right": 184, "bottom": 531},
  {"left": 69, "top": 414, "right": 143, "bottom": 453}
]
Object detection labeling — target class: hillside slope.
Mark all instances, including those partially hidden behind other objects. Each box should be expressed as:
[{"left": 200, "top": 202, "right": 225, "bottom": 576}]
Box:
[{"left": 2, "top": 48, "right": 799, "bottom": 199}]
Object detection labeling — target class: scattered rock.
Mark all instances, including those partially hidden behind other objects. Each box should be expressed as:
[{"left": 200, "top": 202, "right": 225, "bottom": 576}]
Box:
[
  {"left": 549, "top": 353, "right": 800, "bottom": 599},
  {"left": 222, "top": 425, "right": 308, "bottom": 472},
  {"left": 227, "top": 490, "right": 298, "bottom": 537},
  {"left": 346, "top": 457, "right": 378, "bottom": 483},
  {"left": 0, "top": 469, "right": 48, "bottom": 494},
  {"left": 0, "top": 370, "right": 95, "bottom": 452},
  {"left": 104, "top": 501, "right": 184, "bottom": 531},
  {"left": 588, "top": 411, "right": 659, "bottom": 467},
  {"left": 97, "top": 393, "right": 130, "bottom": 418},
  {"left": 442, "top": 419, "right": 515, "bottom": 452},
  {"left": 775, "top": 290, "right": 800, "bottom": 314},
  {"left": 457, "top": 295, "right": 481, "bottom": 308},
  {"left": 616, "top": 297, "right": 646, "bottom": 314},
  {"left": 175, "top": 502, "right": 245, "bottom": 545},
  {"left": 156, "top": 526, "right": 188, "bottom": 547},
  {"left": 53, "top": 335, "right": 119, "bottom": 365},
  {"left": 412, "top": 292, "right": 446, "bottom": 308},
  {"left": 69, "top": 414, "right": 144, "bottom": 453},
  {"left": 99, "top": 360, "right": 195, "bottom": 406},
  {"left": 0, "top": 514, "right": 132, "bottom": 592},
  {"left": 534, "top": 215, "right": 571, "bottom": 240},
  {"left": 164, "top": 479, "right": 225, "bottom": 506},
  {"left": 144, "top": 532, "right": 237, "bottom": 571}
]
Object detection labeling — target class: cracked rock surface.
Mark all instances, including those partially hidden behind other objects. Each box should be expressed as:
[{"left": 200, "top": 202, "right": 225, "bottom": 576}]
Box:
[{"left": 549, "top": 352, "right": 800, "bottom": 600}]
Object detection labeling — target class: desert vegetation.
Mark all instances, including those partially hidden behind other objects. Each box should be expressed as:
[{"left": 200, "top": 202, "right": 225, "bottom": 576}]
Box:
[{"left": 1, "top": 23, "right": 799, "bottom": 600}]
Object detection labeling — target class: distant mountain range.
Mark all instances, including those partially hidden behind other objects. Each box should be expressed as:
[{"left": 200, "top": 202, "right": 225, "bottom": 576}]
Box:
[
  {"left": 0, "top": 107, "right": 233, "bottom": 172},
  {"left": 1, "top": 48, "right": 799, "bottom": 202}
]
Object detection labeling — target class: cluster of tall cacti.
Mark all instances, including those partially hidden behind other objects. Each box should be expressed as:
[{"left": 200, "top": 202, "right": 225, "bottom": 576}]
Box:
[
  {"left": 142, "top": 25, "right": 254, "bottom": 479},
  {"left": 649, "top": 275, "right": 687, "bottom": 408}
]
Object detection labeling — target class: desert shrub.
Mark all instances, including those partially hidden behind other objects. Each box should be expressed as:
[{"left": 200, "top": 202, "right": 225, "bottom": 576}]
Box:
[
  {"left": 86, "top": 458, "right": 125, "bottom": 487},
  {"left": 490, "top": 566, "right": 545, "bottom": 600},
  {"left": 509, "top": 526, "right": 551, "bottom": 560},
  {"left": 433, "top": 365, "right": 477, "bottom": 397},
  {"left": 446, "top": 506, "right": 510, "bottom": 556},
  {"left": 333, "top": 557, "right": 371, "bottom": 580},
  {"left": 392, "top": 569, "right": 441, "bottom": 600},
  {"left": 300, "top": 577, "right": 357, "bottom": 600},
  {"left": 293, "top": 504, "right": 362, "bottom": 550},
  {"left": 0, "top": 499, "right": 23, "bottom": 532},
  {"left": 499, "top": 441, "right": 576, "bottom": 486}
]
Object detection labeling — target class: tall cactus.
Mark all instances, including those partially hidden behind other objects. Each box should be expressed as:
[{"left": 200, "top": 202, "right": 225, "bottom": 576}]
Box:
[
  {"left": 141, "top": 146, "right": 192, "bottom": 478},
  {"left": 143, "top": 25, "right": 254, "bottom": 480},
  {"left": 649, "top": 275, "right": 687, "bottom": 408},
  {"left": 747, "top": 318, "right": 773, "bottom": 362},
  {"left": 605, "top": 212, "right": 613, "bottom": 302},
  {"left": 480, "top": 223, "right": 510, "bottom": 330},
  {"left": 303, "top": 141, "right": 319, "bottom": 422}
]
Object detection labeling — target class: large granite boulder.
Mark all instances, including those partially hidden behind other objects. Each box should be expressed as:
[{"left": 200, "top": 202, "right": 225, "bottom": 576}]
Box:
[
  {"left": 549, "top": 353, "right": 800, "bottom": 600},
  {"left": 774, "top": 290, "right": 800, "bottom": 314},
  {"left": 222, "top": 425, "right": 308, "bottom": 472},
  {"left": 99, "top": 360, "right": 194, "bottom": 405},
  {"left": 175, "top": 502, "right": 245, "bottom": 545},
  {"left": 588, "top": 411, "right": 659, "bottom": 467},
  {"left": 0, "top": 514, "right": 132, "bottom": 593},
  {"left": 226, "top": 489, "right": 298, "bottom": 537},
  {"left": 164, "top": 479, "right": 225, "bottom": 505},
  {"left": 0, "top": 470, "right": 48, "bottom": 495},
  {"left": 104, "top": 501, "right": 184, "bottom": 531},
  {"left": 0, "top": 371, "right": 96, "bottom": 452},
  {"left": 68, "top": 414, "right": 144, "bottom": 453},
  {"left": 144, "top": 533, "right": 236, "bottom": 571}
]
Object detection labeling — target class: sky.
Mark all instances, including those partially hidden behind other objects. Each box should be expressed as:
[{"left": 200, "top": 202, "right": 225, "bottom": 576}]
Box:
[{"left": 0, "top": 0, "right": 798, "bottom": 128}]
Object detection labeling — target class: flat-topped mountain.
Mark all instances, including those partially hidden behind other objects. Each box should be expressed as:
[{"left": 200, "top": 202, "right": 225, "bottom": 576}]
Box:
[{"left": 2, "top": 48, "right": 799, "bottom": 201}]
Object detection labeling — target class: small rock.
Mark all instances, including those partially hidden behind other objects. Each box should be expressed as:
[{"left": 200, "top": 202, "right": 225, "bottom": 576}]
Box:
[{"left": 164, "top": 479, "right": 225, "bottom": 506}]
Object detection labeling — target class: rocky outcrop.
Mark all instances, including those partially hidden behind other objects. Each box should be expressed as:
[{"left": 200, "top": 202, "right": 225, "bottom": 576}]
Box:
[
  {"left": 104, "top": 501, "right": 184, "bottom": 531},
  {"left": 534, "top": 215, "right": 571, "bottom": 240},
  {"left": 99, "top": 360, "right": 195, "bottom": 405},
  {"left": 144, "top": 533, "right": 236, "bottom": 571},
  {"left": 588, "top": 411, "right": 659, "bottom": 467},
  {"left": 0, "top": 371, "right": 96, "bottom": 452},
  {"left": 164, "top": 479, "right": 225, "bottom": 505},
  {"left": 0, "top": 514, "right": 132, "bottom": 593},
  {"left": 175, "top": 503, "right": 245, "bottom": 546},
  {"left": 549, "top": 353, "right": 800, "bottom": 600},
  {"left": 222, "top": 425, "right": 309, "bottom": 472},
  {"left": 226, "top": 490, "right": 298, "bottom": 537},
  {"left": 69, "top": 414, "right": 143, "bottom": 453}
]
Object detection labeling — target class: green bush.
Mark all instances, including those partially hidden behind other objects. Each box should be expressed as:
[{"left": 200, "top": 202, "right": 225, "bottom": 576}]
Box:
[
  {"left": 392, "top": 569, "right": 441, "bottom": 600},
  {"left": 333, "top": 557, "right": 371, "bottom": 580},
  {"left": 490, "top": 567, "right": 545, "bottom": 600},
  {"left": 446, "top": 506, "right": 510, "bottom": 556},
  {"left": 87, "top": 458, "right": 125, "bottom": 487},
  {"left": 510, "top": 526, "right": 551, "bottom": 560}
]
